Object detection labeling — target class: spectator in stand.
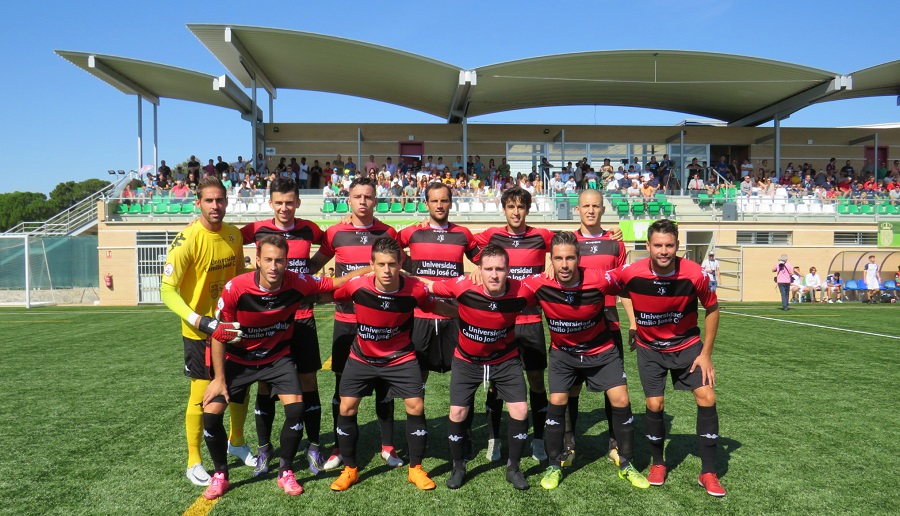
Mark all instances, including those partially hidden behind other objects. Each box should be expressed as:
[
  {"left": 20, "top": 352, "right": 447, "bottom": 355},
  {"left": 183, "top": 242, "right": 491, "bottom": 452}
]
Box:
[
  {"left": 255, "top": 153, "right": 266, "bottom": 174},
  {"left": 332, "top": 154, "right": 344, "bottom": 173},
  {"left": 640, "top": 179, "right": 657, "bottom": 202},
  {"left": 825, "top": 157, "right": 837, "bottom": 176},
  {"left": 498, "top": 157, "right": 511, "bottom": 178},
  {"left": 714, "top": 156, "right": 729, "bottom": 182},
  {"left": 805, "top": 267, "right": 826, "bottom": 302},
  {"left": 626, "top": 180, "right": 641, "bottom": 200},
  {"left": 646, "top": 155, "right": 660, "bottom": 179},
  {"left": 826, "top": 272, "right": 843, "bottom": 303},
  {"left": 171, "top": 180, "right": 191, "bottom": 204},
  {"left": 549, "top": 172, "right": 563, "bottom": 197},
  {"left": 232, "top": 156, "right": 247, "bottom": 182},
  {"left": 296, "top": 158, "right": 308, "bottom": 189},
  {"left": 600, "top": 158, "right": 615, "bottom": 183},
  {"left": 375, "top": 180, "right": 389, "bottom": 203},
  {"left": 584, "top": 168, "right": 599, "bottom": 190},
  {"left": 221, "top": 172, "right": 233, "bottom": 192},
  {"left": 122, "top": 183, "right": 135, "bottom": 206},
  {"left": 403, "top": 179, "right": 418, "bottom": 207},
  {"left": 390, "top": 178, "right": 404, "bottom": 207},
  {"left": 365, "top": 155, "right": 378, "bottom": 174},
  {"left": 739, "top": 159, "right": 753, "bottom": 178},
  {"left": 158, "top": 160, "right": 172, "bottom": 182},
  {"left": 688, "top": 172, "right": 705, "bottom": 191},
  {"left": 345, "top": 156, "right": 356, "bottom": 174},
  {"left": 739, "top": 175, "right": 753, "bottom": 197},
  {"left": 789, "top": 266, "right": 808, "bottom": 303},
  {"left": 309, "top": 160, "right": 323, "bottom": 189},
  {"left": 840, "top": 160, "right": 855, "bottom": 178},
  {"left": 203, "top": 159, "right": 216, "bottom": 177},
  {"left": 385, "top": 157, "right": 397, "bottom": 176},
  {"left": 187, "top": 156, "right": 201, "bottom": 176},
  {"left": 630, "top": 157, "right": 643, "bottom": 174},
  {"left": 214, "top": 156, "right": 229, "bottom": 177},
  {"left": 186, "top": 171, "right": 199, "bottom": 193},
  {"left": 564, "top": 176, "right": 577, "bottom": 194},
  {"left": 325, "top": 162, "right": 337, "bottom": 185}
]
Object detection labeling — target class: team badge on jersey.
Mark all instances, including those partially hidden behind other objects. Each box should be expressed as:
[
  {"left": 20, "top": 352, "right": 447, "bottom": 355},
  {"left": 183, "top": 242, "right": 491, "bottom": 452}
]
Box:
[
  {"left": 164, "top": 263, "right": 174, "bottom": 277},
  {"left": 489, "top": 301, "right": 498, "bottom": 311}
]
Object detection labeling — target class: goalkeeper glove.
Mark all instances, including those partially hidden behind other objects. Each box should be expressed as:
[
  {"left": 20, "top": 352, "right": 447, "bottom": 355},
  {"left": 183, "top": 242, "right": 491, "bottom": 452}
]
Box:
[
  {"left": 197, "top": 316, "right": 243, "bottom": 344},
  {"left": 628, "top": 329, "right": 637, "bottom": 352}
]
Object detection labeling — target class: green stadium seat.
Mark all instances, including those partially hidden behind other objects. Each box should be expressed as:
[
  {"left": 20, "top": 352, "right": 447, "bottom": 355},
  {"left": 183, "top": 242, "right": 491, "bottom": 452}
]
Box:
[
  {"left": 860, "top": 203, "right": 875, "bottom": 215},
  {"left": 128, "top": 203, "right": 143, "bottom": 214},
  {"left": 616, "top": 200, "right": 630, "bottom": 217},
  {"left": 153, "top": 203, "right": 168, "bottom": 214},
  {"left": 193, "top": 204, "right": 201, "bottom": 214},
  {"left": 418, "top": 201, "right": 429, "bottom": 213},
  {"left": 335, "top": 201, "right": 349, "bottom": 214},
  {"left": 661, "top": 201, "right": 675, "bottom": 216},
  {"left": 632, "top": 202, "right": 646, "bottom": 217},
  {"left": 568, "top": 193, "right": 579, "bottom": 207},
  {"left": 877, "top": 202, "right": 891, "bottom": 215},
  {"left": 376, "top": 201, "right": 389, "bottom": 213},
  {"left": 713, "top": 192, "right": 726, "bottom": 206},
  {"left": 697, "top": 193, "right": 712, "bottom": 207},
  {"left": 847, "top": 203, "right": 861, "bottom": 215},
  {"left": 321, "top": 202, "right": 335, "bottom": 213},
  {"left": 654, "top": 193, "right": 667, "bottom": 202},
  {"left": 725, "top": 187, "right": 738, "bottom": 201},
  {"left": 390, "top": 202, "right": 403, "bottom": 213},
  {"left": 167, "top": 203, "right": 182, "bottom": 214},
  {"left": 116, "top": 203, "right": 129, "bottom": 214},
  {"left": 647, "top": 201, "right": 661, "bottom": 216},
  {"left": 181, "top": 203, "right": 194, "bottom": 214},
  {"left": 404, "top": 202, "right": 417, "bottom": 213},
  {"left": 141, "top": 204, "right": 153, "bottom": 214},
  {"left": 836, "top": 200, "right": 850, "bottom": 214}
]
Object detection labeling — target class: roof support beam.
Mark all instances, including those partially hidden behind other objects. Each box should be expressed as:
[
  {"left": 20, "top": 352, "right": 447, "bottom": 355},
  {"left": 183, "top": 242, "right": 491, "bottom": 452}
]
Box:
[
  {"left": 224, "top": 27, "right": 276, "bottom": 98},
  {"left": 728, "top": 75, "right": 851, "bottom": 127},
  {"left": 88, "top": 55, "right": 159, "bottom": 105},
  {"left": 448, "top": 70, "right": 476, "bottom": 123},
  {"left": 214, "top": 75, "right": 262, "bottom": 122}
]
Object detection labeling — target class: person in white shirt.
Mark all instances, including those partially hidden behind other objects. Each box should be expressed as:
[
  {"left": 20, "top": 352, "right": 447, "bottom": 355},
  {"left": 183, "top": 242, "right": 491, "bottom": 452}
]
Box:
[
  {"left": 790, "top": 266, "right": 809, "bottom": 302},
  {"left": 863, "top": 255, "right": 880, "bottom": 303},
  {"left": 701, "top": 252, "right": 720, "bottom": 292},
  {"left": 564, "top": 178, "right": 577, "bottom": 193},
  {"left": 804, "top": 267, "right": 826, "bottom": 302}
]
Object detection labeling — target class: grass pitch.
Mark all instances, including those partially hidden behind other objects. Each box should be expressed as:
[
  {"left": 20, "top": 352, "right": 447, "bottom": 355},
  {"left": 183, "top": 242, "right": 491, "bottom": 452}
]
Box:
[{"left": 0, "top": 302, "right": 896, "bottom": 515}]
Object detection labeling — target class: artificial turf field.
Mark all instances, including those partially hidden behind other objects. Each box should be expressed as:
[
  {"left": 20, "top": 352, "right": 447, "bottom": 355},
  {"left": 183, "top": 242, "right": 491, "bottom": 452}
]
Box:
[{"left": 0, "top": 302, "right": 897, "bottom": 515}]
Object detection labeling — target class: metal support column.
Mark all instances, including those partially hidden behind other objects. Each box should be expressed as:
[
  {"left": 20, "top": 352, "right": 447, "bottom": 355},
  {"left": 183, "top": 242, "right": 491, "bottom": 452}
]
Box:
[
  {"left": 774, "top": 115, "right": 782, "bottom": 176},
  {"left": 136, "top": 97, "right": 143, "bottom": 171},
  {"left": 462, "top": 118, "right": 468, "bottom": 175},
  {"left": 24, "top": 235, "right": 31, "bottom": 309},
  {"left": 560, "top": 129, "right": 565, "bottom": 186},
  {"left": 268, "top": 92, "right": 274, "bottom": 124},
  {"left": 874, "top": 133, "right": 879, "bottom": 172},
  {"left": 152, "top": 103, "right": 158, "bottom": 173},
  {"left": 251, "top": 78, "right": 258, "bottom": 171},
  {"left": 357, "top": 128, "right": 362, "bottom": 171}
]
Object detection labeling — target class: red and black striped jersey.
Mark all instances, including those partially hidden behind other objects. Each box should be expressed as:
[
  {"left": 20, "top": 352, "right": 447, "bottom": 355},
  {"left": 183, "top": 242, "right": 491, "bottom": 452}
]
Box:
[
  {"left": 609, "top": 257, "right": 717, "bottom": 353},
  {"left": 575, "top": 228, "right": 626, "bottom": 309},
  {"left": 398, "top": 223, "right": 478, "bottom": 320},
  {"left": 240, "top": 218, "right": 324, "bottom": 320},
  {"left": 333, "top": 276, "right": 434, "bottom": 367},
  {"left": 523, "top": 268, "right": 616, "bottom": 356},
  {"left": 317, "top": 220, "right": 401, "bottom": 323},
  {"left": 474, "top": 226, "right": 553, "bottom": 324},
  {"left": 217, "top": 270, "right": 334, "bottom": 366},
  {"left": 431, "top": 276, "right": 536, "bottom": 365}
]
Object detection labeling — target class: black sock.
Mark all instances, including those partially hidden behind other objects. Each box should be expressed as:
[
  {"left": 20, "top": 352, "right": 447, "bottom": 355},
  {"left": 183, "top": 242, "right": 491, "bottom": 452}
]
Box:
[
  {"left": 331, "top": 377, "right": 341, "bottom": 446},
  {"left": 544, "top": 403, "right": 567, "bottom": 465},
  {"left": 302, "top": 390, "right": 321, "bottom": 445},
  {"left": 530, "top": 390, "right": 548, "bottom": 440},
  {"left": 697, "top": 405, "right": 719, "bottom": 474},
  {"left": 375, "top": 380, "right": 395, "bottom": 448},
  {"left": 279, "top": 402, "right": 305, "bottom": 473},
  {"left": 645, "top": 408, "right": 665, "bottom": 465},
  {"left": 486, "top": 388, "right": 502, "bottom": 440},
  {"left": 507, "top": 417, "right": 529, "bottom": 470},
  {"left": 611, "top": 405, "right": 635, "bottom": 467},
  {"left": 447, "top": 419, "right": 467, "bottom": 469},
  {"left": 565, "top": 396, "right": 579, "bottom": 449},
  {"left": 406, "top": 413, "right": 427, "bottom": 467},
  {"left": 336, "top": 414, "right": 359, "bottom": 468},
  {"left": 255, "top": 393, "right": 277, "bottom": 448},
  {"left": 202, "top": 412, "right": 228, "bottom": 474},
  {"left": 604, "top": 394, "right": 616, "bottom": 442}
]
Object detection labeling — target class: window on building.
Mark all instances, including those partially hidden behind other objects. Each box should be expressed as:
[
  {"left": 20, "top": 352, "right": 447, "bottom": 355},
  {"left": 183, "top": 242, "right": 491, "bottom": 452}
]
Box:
[
  {"left": 736, "top": 231, "right": 792, "bottom": 245},
  {"left": 833, "top": 232, "right": 877, "bottom": 246}
]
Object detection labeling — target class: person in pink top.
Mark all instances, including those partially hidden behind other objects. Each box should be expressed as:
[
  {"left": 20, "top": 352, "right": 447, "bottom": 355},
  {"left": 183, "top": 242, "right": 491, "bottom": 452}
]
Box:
[{"left": 773, "top": 254, "right": 794, "bottom": 310}]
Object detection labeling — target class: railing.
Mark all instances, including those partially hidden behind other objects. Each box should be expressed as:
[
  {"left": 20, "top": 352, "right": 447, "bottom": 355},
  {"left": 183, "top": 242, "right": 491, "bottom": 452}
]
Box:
[{"left": 4, "top": 173, "right": 137, "bottom": 236}]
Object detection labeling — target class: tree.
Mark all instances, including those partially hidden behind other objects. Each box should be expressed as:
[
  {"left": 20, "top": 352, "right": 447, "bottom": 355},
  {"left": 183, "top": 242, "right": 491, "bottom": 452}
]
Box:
[
  {"left": 48, "top": 179, "right": 111, "bottom": 211},
  {"left": 0, "top": 179, "right": 111, "bottom": 232}
]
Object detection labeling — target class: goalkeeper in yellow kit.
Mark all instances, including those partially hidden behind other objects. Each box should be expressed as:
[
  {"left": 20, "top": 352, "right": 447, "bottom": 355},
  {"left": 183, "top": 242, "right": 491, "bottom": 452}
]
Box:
[{"left": 160, "top": 177, "right": 256, "bottom": 486}]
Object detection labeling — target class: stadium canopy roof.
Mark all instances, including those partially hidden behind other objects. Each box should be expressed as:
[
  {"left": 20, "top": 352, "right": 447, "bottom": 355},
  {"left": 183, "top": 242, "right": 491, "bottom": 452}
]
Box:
[
  {"left": 184, "top": 25, "right": 900, "bottom": 126},
  {"left": 55, "top": 50, "right": 261, "bottom": 119}
]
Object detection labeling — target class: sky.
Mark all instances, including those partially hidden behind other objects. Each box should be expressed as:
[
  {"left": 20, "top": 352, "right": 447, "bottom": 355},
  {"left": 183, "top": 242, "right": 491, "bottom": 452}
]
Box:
[{"left": 1, "top": 0, "right": 897, "bottom": 195}]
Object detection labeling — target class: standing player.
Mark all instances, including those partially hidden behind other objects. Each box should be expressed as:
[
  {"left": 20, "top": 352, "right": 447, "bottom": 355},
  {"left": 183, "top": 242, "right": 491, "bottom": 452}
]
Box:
[
  {"left": 615, "top": 219, "right": 726, "bottom": 497},
  {"left": 523, "top": 232, "right": 648, "bottom": 490},
  {"left": 473, "top": 186, "right": 553, "bottom": 462},
  {"left": 567, "top": 189, "right": 626, "bottom": 467},
  {"left": 200, "top": 235, "right": 352, "bottom": 499},
  {"left": 398, "top": 182, "right": 478, "bottom": 379},
  {"left": 160, "top": 177, "right": 255, "bottom": 486},
  {"left": 426, "top": 245, "right": 537, "bottom": 490},
  {"left": 307, "top": 176, "right": 404, "bottom": 470},
  {"left": 240, "top": 177, "right": 328, "bottom": 475},
  {"left": 863, "top": 255, "right": 880, "bottom": 303},
  {"left": 329, "top": 237, "right": 457, "bottom": 492}
]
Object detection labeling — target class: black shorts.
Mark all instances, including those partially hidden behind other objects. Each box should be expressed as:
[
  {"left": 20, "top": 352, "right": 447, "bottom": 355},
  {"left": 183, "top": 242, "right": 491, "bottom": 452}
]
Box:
[
  {"left": 209, "top": 356, "right": 302, "bottom": 405},
  {"left": 290, "top": 316, "right": 321, "bottom": 374},
  {"left": 449, "top": 355, "right": 527, "bottom": 407},
  {"left": 331, "top": 321, "right": 357, "bottom": 375},
  {"left": 339, "top": 357, "right": 424, "bottom": 400},
  {"left": 183, "top": 337, "right": 210, "bottom": 380},
  {"left": 412, "top": 317, "right": 459, "bottom": 373},
  {"left": 636, "top": 342, "right": 705, "bottom": 397},
  {"left": 515, "top": 322, "right": 547, "bottom": 371},
  {"left": 548, "top": 347, "right": 627, "bottom": 394}
]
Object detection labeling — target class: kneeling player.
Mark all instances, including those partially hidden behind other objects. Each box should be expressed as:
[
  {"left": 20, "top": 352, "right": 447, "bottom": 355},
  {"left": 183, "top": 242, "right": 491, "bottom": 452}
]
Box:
[
  {"left": 426, "top": 245, "right": 536, "bottom": 490},
  {"left": 329, "top": 237, "right": 457, "bottom": 492},
  {"left": 200, "top": 235, "right": 352, "bottom": 499},
  {"left": 523, "top": 231, "right": 648, "bottom": 490},
  {"left": 615, "top": 219, "right": 726, "bottom": 497}
]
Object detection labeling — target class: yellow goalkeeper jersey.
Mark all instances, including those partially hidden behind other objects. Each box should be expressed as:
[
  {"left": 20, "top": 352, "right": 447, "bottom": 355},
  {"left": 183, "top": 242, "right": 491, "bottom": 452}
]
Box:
[{"left": 161, "top": 222, "right": 243, "bottom": 340}]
